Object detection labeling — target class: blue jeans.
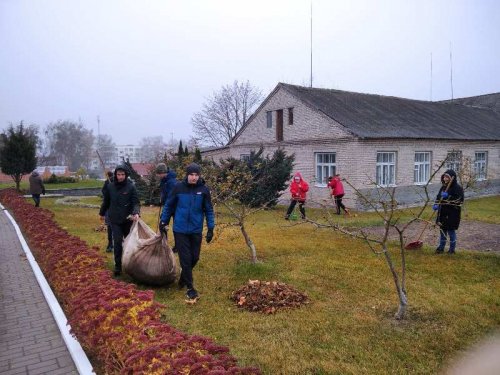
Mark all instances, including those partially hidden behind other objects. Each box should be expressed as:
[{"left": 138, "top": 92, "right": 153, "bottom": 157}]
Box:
[{"left": 438, "top": 229, "right": 457, "bottom": 252}]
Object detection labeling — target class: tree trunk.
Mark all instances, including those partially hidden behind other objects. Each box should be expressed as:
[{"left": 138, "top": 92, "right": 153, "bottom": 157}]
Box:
[
  {"left": 14, "top": 174, "right": 22, "bottom": 192},
  {"left": 239, "top": 222, "right": 258, "bottom": 263},
  {"left": 382, "top": 247, "right": 408, "bottom": 320}
]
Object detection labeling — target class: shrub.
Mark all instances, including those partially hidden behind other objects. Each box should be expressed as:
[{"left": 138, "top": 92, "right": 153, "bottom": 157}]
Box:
[
  {"left": 0, "top": 189, "right": 260, "bottom": 375},
  {"left": 45, "top": 173, "right": 77, "bottom": 184}
]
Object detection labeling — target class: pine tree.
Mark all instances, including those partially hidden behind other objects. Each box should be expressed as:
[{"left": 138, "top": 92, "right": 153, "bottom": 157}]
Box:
[
  {"left": 184, "top": 146, "right": 189, "bottom": 156},
  {"left": 177, "top": 141, "right": 183, "bottom": 156},
  {"left": 194, "top": 148, "right": 202, "bottom": 163},
  {"left": 0, "top": 122, "right": 38, "bottom": 191},
  {"left": 123, "top": 159, "right": 149, "bottom": 202}
]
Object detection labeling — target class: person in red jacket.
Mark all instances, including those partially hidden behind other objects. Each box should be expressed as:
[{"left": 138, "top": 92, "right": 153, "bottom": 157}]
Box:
[
  {"left": 328, "top": 174, "right": 349, "bottom": 215},
  {"left": 285, "top": 172, "right": 309, "bottom": 220}
]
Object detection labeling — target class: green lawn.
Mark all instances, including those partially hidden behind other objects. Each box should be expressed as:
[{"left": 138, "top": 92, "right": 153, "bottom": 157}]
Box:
[{"left": 33, "top": 195, "right": 500, "bottom": 374}]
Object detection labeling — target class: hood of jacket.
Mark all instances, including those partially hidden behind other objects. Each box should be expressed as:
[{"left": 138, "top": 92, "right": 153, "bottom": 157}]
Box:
[
  {"left": 165, "top": 170, "right": 177, "bottom": 181},
  {"left": 293, "top": 172, "right": 303, "bottom": 182},
  {"left": 441, "top": 169, "right": 458, "bottom": 186}
]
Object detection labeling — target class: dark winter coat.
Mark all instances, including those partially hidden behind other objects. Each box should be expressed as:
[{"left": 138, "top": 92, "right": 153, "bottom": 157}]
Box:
[
  {"left": 161, "top": 177, "right": 215, "bottom": 234},
  {"left": 435, "top": 169, "right": 464, "bottom": 230},
  {"left": 289, "top": 172, "right": 309, "bottom": 202},
  {"left": 99, "top": 168, "right": 140, "bottom": 225},
  {"left": 159, "top": 170, "right": 177, "bottom": 205},
  {"left": 29, "top": 171, "right": 45, "bottom": 195}
]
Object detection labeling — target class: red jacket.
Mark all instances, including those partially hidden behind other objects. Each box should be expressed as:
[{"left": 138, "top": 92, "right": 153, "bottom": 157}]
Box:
[
  {"left": 328, "top": 176, "right": 344, "bottom": 196},
  {"left": 290, "top": 172, "right": 309, "bottom": 202}
]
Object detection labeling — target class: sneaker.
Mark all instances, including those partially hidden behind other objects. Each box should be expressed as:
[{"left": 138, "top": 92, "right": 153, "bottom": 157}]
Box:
[
  {"left": 186, "top": 288, "right": 199, "bottom": 301},
  {"left": 435, "top": 247, "right": 444, "bottom": 254},
  {"left": 106, "top": 246, "right": 113, "bottom": 253},
  {"left": 284, "top": 216, "right": 289, "bottom": 220},
  {"left": 447, "top": 250, "right": 456, "bottom": 254},
  {"left": 114, "top": 269, "right": 121, "bottom": 276}
]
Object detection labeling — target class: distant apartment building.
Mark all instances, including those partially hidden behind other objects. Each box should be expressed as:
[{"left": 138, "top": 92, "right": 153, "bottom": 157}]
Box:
[{"left": 90, "top": 144, "right": 143, "bottom": 171}]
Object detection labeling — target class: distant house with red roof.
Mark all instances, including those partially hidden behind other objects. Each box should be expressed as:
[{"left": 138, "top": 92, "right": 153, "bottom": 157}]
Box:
[{"left": 130, "top": 163, "right": 154, "bottom": 178}]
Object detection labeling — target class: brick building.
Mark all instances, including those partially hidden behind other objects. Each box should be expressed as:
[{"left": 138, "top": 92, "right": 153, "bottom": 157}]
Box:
[{"left": 202, "top": 83, "right": 500, "bottom": 208}]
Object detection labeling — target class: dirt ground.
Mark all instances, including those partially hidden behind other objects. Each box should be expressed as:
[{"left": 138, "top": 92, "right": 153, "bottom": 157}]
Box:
[{"left": 362, "top": 220, "right": 500, "bottom": 253}]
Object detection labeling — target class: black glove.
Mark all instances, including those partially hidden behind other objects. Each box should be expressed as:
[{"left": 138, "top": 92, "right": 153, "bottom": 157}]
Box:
[
  {"left": 206, "top": 228, "right": 214, "bottom": 243},
  {"left": 42, "top": 189, "right": 46, "bottom": 195},
  {"left": 159, "top": 222, "right": 168, "bottom": 235}
]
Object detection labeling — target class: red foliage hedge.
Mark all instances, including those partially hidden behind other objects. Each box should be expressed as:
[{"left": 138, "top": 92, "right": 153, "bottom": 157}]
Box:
[{"left": 0, "top": 189, "right": 260, "bottom": 375}]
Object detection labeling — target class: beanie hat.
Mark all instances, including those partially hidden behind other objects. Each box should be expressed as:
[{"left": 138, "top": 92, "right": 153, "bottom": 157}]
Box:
[
  {"left": 155, "top": 163, "right": 168, "bottom": 174},
  {"left": 186, "top": 163, "right": 201, "bottom": 175}
]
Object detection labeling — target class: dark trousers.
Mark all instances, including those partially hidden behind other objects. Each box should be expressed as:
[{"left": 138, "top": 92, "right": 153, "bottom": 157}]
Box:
[
  {"left": 107, "top": 225, "right": 113, "bottom": 248},
  {"left": 32, "top": 194, "right": 41, "bottom": 207},
  {"left": 174, "top": 232, "right": 202, "bottom": 290},
  {"left": 286, "top": 200, "right": 306, "bottom": 218},
  {"left": 334, "top": 194, "right": 347, "bottom": 214},
  {"left": 438, "top": 229, "right": 457, "bottom": 252},
  {"left": 111, "top": 221, "right": 133, "bottom": 271}
]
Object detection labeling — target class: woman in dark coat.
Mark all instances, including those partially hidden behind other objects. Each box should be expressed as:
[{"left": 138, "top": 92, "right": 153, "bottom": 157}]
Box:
[{"left": 432, "top": 169, "right": 464, "bottom": 254}]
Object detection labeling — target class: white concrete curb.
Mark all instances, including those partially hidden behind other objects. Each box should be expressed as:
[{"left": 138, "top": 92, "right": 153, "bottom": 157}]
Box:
[{"left": 0, "top": 203, "right": 95, "bottom": 375}]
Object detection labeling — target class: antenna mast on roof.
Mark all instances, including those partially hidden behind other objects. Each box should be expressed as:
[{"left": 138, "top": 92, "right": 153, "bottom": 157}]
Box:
[
  {"left": 310, "top": 0, "right": 313, "bottom": 88},
  {"left": 430, "top": 52, "right": 433, "bottom": 101},
  {"left": 449, "top": 42, "right": 454, "bottom": 101}
]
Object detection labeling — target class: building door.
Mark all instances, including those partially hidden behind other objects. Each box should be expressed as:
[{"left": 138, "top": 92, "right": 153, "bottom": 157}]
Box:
[{"left": 276, "top": 109, "right": 283, "bottom": 141}]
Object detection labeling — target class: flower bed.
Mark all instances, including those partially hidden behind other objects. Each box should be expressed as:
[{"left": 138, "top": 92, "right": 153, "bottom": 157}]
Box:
[{"left": 0, "top": 189, "right": 260, "bottom": 375}]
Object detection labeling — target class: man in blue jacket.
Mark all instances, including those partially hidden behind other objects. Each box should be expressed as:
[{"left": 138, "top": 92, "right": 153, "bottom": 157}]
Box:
[
  {"left": 159, "top": 163, "right": 215, "bottom": 302},
  {"left": 155, "top": 163, "right": 177, "bottom": 205}
]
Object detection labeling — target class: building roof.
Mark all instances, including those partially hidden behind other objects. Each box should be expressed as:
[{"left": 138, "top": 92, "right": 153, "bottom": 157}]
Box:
[
  {"left": 440, "top": 93, "right": 500, "bottom": 111},
  {"left": 130, "top": 163, "right": 154, "bottom": 177},
  {"left": 276, "top": 83, "right": 500, "bottom": 141}
]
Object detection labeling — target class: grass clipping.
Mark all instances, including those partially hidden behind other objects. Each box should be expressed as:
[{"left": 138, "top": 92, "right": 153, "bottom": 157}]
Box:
[{"left": 232, "top": 280, "right": 310, "bottom": 314}]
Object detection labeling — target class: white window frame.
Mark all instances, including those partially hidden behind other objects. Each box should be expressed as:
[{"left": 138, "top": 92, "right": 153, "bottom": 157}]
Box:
[
  {"left": 446, "top": 151, "right": 462, "bottom": 173},
  {"left": 315, "top": 152, "right": 336, "bottom": 186},
  {"left": 414, "top": 151, "right": 431, "bottom": 185},
  {"left": 474, "top": 151, "right": 487, "bottom": 181},
  {"left": 376, "top": 151, "right": 396, "bottom": 187}
]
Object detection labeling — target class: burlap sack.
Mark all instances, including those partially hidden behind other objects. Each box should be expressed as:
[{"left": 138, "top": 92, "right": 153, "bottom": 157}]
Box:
[{"left": 122, "top": 219, "right": 177, "bottom": 286}]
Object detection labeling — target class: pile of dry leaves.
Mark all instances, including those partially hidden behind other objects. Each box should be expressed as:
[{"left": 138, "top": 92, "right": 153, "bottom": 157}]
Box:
[{"left": 231, "top": 280, "right": 309, "bottom": 314}]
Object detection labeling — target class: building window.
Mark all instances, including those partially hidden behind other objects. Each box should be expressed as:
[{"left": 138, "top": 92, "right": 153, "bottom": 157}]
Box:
[
  {"left": 474, "top": 151, "right": 487, "bottom": 180},
  {"left": 240, "top": 154, "right": 251, "bottom": 162},
  {"left": 288, "top": 107, "right": 294, "bottom": 125},
  {"left": 276, "top": 109, "right": 283, "bottom": 141},
  {"left": 446, "top": 151, "right": 462, "bottom": 173},
  {"left": 414, "top": 152, "right": 431, "bottom": 184},
  {"left": 376, "top": 152, "right": 396, "bottom": 186},
  {"left": 266, "top": 111, "right": 272, "bottom": 128},
  {"left": 315, "top": 153, "right": 336, "bottom": 185}
]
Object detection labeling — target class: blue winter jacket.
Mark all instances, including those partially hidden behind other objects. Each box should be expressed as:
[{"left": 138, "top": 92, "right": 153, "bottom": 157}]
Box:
[
  {"left": 161, "top": 178, "right": 215, "bottom": 234},
  {"left": 159, "top": 170, "right": 177, "bottom": 204}
]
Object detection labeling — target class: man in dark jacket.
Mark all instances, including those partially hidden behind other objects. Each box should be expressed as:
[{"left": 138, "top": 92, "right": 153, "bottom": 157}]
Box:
[
  {"left": 99, "top": 164, "right": 140, "bottom": 275},
  {"left": 156, "top": 163, "right": 177, "bottom": 205},
  {"left": 29, "top": 170, "right": 46, "bottom": 207},
  {"left": 159, "top": 163, "right": 215, "bottom": 302},
  {"left": 432, "top": 169, "right": 464, "bottom": 254},
  {"left": 101, "top": 171, "right": 114, "bottom": 252}
]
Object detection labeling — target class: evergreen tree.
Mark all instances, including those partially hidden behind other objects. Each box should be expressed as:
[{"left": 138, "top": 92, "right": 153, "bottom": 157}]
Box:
[
  {"left": 0, "top": 122, "right": 38, "bottom": 191},
  {"left": 239, "top": 147, "right": 294, "bottom": 207},
  {"left": 184, "top": 146, "right": 189, "bottom": 156},
  {"left": 194, "top": 148, "right": 202, "bottom": 163},
  {"left": 123, "top": 159, "right": 149, "bottom": 202},
  {"left": 177, "top": 141, "right": 184, "bottom": 156}
]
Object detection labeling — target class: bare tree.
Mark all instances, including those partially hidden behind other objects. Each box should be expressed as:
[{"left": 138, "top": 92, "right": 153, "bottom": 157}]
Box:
[
  {"left": 95, "top": 134, "right": 116, "bottom": 167},
  {"left": 44, "top": 120, "right": 95, "bottom": 171},
  {"left": 192, "top": 80, "right": 263, "bottom": 147},
  {"left": 139, "top": 136, "right": 168, "bottom": 162},
  {"left": 303, "top": 158, "right": 451, "bottom": 320}
]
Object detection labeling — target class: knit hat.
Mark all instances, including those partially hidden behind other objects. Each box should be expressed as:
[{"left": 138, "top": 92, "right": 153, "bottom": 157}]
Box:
[
  {"left": 186, "top": 163, "right": 201, "bottom": 175},
  {"left": 155, "top": 163, "right": 168, "bottom": 174}
]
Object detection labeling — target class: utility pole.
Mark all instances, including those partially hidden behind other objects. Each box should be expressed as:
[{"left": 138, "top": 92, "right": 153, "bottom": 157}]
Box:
[{"left": 310, "top": 1, "right": 313, "bottom": 88}]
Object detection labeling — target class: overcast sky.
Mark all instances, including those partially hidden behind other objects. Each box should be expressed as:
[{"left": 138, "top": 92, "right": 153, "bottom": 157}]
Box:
[{"left": 1, "top": 0, "right": 499, "bottom": 145}]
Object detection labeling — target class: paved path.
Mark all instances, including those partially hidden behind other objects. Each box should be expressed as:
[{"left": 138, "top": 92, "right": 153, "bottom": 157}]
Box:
[{"left": 0, "top": 207, "right": 80, "bottom": 374}]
